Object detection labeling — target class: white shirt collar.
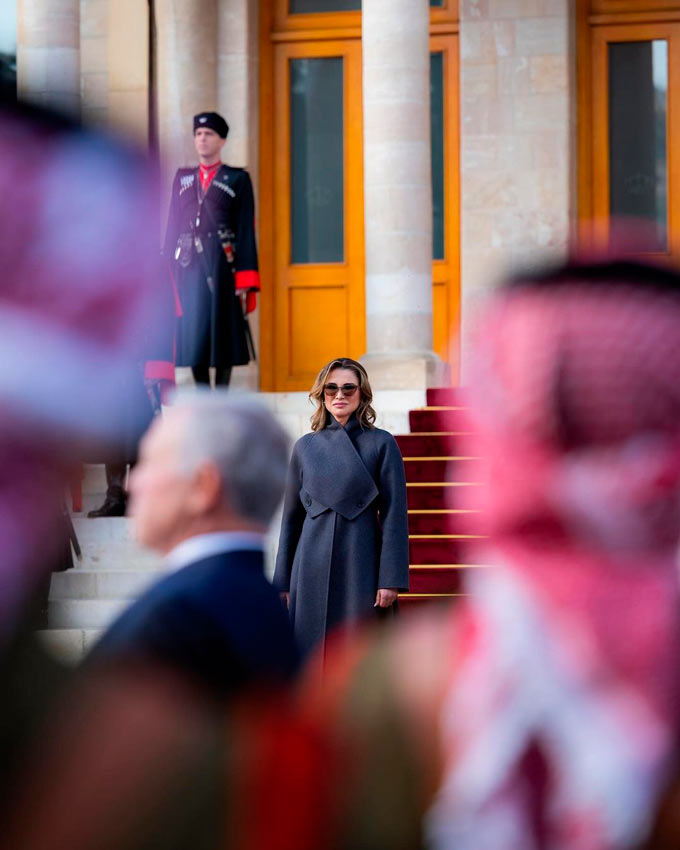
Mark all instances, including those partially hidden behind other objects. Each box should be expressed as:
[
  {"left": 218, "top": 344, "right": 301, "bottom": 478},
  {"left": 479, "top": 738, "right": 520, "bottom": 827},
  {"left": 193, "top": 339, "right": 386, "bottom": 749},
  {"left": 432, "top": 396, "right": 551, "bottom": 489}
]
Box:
[{"left": 164, "top": 531, "right": 265, "bottom": 573}]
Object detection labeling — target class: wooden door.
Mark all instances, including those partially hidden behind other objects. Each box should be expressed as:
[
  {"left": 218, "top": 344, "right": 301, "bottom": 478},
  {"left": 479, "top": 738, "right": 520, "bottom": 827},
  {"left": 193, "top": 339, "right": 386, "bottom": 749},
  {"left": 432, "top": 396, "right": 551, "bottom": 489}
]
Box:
[
  {"left": 270, "top": 39, "right": 364, "bottom": 392},
  {"left": 430, "top": 34, "right": 460, "bottom": 382}
]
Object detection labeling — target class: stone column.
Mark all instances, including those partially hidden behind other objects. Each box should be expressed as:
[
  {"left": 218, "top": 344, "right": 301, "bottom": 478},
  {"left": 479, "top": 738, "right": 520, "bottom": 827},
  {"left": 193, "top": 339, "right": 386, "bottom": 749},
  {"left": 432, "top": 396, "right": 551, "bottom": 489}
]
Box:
[
  {"left": 155, "top": 0, "right": 218, "bottom": 179},
  {"left": 217, "top": 0, "right": 258, "bottom": 173},
  {"left": 361, "top": 0, "right": 442, "bottom": 390},
  {"left": 80, "top": 0, "right": 109, "bottom": 129},
  {"left": 459, "top": 0, "right": 575, "bottom": 373},
  {"left": 108, "top": 0, "right": 149, "bottom": 144},
  {"left": 17, "top": 0, "right": 80, "bottom": 115}
]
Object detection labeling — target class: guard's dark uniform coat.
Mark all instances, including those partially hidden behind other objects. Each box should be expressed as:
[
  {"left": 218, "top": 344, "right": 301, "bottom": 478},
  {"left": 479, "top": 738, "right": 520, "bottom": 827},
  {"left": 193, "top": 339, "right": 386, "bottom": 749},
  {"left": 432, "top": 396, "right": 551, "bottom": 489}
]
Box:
[
  {"left": 163, "top": 164, "right": 259, "bottom": 369},
  {"left": 274, "top": 416, "right": 410, "bottom": 660}
]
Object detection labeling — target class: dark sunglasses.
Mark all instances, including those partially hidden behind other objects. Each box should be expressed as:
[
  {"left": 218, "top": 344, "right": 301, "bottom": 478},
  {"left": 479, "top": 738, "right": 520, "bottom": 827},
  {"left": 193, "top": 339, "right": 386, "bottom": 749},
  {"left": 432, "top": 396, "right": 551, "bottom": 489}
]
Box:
[{"left": 323, "top": 383, "right": 359, "bottom": 397}]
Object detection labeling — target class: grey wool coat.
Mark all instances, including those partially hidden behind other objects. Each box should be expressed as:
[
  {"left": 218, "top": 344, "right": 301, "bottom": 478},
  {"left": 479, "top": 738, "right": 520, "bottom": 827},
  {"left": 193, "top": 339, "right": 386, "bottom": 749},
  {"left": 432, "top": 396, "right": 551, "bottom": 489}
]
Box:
[{"left": 274, "top": 415, "right": 410, "bottom": 660}]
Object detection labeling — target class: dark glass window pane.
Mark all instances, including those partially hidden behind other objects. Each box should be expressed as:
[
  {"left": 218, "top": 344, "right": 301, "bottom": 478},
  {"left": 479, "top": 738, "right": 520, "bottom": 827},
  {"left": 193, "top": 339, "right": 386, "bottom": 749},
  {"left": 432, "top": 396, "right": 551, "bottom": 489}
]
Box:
[
  {"left": 430, "top": 0, "right": 444, "bottom": 6},
  {"left": 0, "top": 3, "right": 17, "bottom": 101},
  {"left": 431, "top": 52, "right": 445, "bottom": 261},
  {"left": 609, "top": 40, "right": 668, "bottom": 252},
  {"left": 290, "top": 0, "right": 360, "bottom": 12},
  {"left": 291, "top": 57, "right": 344, "bottom": 264}
]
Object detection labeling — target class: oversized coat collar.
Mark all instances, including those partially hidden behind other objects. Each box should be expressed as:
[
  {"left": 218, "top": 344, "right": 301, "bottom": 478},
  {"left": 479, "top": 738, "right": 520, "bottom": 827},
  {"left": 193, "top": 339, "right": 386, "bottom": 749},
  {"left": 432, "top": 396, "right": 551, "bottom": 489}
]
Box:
[
  {"left": 301, "top": 416, "right": 379, "bottom": 521},
  {"left": 325, "top": 413, "right": 363, "bottom": 435}
]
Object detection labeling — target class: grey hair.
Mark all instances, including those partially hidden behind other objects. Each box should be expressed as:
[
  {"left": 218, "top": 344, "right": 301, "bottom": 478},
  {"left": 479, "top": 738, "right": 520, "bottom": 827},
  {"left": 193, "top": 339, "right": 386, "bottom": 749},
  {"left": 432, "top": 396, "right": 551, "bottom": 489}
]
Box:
[{"left": 169, "top": 389, "right": 290, "bottom": 527}]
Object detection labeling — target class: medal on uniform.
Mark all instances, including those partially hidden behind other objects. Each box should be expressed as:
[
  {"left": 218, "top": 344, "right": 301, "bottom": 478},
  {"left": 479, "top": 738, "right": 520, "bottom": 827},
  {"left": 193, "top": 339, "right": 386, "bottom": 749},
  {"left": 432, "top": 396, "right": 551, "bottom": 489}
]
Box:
[{"left": 218, "top": 227, "right": 235, "bottom": 264}]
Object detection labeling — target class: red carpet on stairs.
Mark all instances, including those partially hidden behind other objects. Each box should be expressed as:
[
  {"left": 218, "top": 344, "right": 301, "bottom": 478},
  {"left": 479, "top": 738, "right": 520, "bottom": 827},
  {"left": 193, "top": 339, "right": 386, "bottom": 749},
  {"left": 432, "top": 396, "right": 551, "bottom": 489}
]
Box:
[
  {"left": 395, "top": 432, "right": 478, "bottom": 457},
  {"left": 396, "top": 387, "right": 485, "bottom": 609}
]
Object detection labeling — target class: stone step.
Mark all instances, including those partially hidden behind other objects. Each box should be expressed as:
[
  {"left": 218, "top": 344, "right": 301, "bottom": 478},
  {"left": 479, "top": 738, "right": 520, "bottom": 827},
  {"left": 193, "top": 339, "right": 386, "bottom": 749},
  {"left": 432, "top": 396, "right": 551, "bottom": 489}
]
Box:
[
  {"left": 426, "top": 387, "right": 469, "bottom": 407},
  {"left": 408, "top": 566, "right": 464, "bottom": 593},
  {"left": 407, "top": 509, "right": 481, "bottom": 535},
  {"left": 36, "top": 629, "right": 102, "bottom": 665},
  {"left": 398, "top": 592, "right": 462, "bottom": 610},
  {"left": 406, "top": 482, "right": 481, "bottom": 510},
  {"left": 48, "top": 598, "right": 130, "bottom": 630},
  {"left": 73, "top": 549, "right": 160, "bottom": 569},
  {"left": 408, "top": 564, "right": 488, "bottom": 593},
  {"left": 50, "top": 569, "right": 165, "bottom": 600},
  {"left": 72, "top": 516, "right": 137, "bottom": 544},
  {"left": 402, "top": 457, "right": 482, "bottom": 484},
  {"left": 409, "top": 535, "right": 484, "bottom": 564},
  {"left": 395, "top": 433, "right": 476, "bottom": 456},
  {"left": 70, "top": 517, "right": 159, "bottom": 570},
  {"left": 74, "top": 553, "right": 160, "bottom": 572},
  {"left": 409, "top": 408, "right": 471, "bottom": 433}
]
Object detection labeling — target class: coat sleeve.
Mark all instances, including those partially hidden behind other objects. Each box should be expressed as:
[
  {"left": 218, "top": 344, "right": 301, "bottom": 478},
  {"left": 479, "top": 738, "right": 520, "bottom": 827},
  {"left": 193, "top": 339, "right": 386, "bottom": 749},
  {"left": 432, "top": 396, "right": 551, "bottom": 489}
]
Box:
[
  {"left": 273, "top": 440, "right": 306, "bottom": 592},
  {"left": 376, "top": 434, "right": 410, "bottom": 592},
  {"left": 143, "top": 172, "right": 181, "bottom": 383},
  {"left": 234, "top": 171, "right": 260, "bottom": 292},
  {"left": 162, "top": 172, "right": 182, "bottom": 260},
  {"left": 143, "top": 273, "right": 176, "bottom": 384}
]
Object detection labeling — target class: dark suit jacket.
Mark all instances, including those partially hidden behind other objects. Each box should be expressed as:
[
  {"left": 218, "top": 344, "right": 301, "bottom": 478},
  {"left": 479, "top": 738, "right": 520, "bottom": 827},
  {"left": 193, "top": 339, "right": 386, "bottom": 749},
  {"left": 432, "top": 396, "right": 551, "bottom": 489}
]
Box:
[{"left": 91, "top": 549, "right": 299, "bottom": 699}]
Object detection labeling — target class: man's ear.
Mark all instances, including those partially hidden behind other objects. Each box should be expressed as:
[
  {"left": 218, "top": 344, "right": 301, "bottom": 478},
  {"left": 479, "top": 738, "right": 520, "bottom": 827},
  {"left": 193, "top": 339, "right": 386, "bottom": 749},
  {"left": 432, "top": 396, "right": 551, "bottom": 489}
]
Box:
[{"left": 188, "top": 461, "right": 223, "bottom": 514}]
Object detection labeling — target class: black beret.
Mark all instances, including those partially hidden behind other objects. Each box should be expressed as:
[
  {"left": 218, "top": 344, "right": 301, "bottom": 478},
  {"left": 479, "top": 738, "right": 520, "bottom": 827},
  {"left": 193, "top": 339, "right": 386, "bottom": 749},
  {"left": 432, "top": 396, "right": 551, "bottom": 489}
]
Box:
[{"left": 193, "top": 112, "right": 229, "bottom": 139}]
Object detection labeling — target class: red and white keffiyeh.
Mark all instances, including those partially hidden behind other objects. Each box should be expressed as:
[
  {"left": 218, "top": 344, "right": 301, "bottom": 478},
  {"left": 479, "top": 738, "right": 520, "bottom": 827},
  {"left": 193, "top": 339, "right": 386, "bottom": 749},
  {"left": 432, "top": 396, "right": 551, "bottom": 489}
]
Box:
[{"left": 429, "top": 269, "right": 680, "bottom": 850}]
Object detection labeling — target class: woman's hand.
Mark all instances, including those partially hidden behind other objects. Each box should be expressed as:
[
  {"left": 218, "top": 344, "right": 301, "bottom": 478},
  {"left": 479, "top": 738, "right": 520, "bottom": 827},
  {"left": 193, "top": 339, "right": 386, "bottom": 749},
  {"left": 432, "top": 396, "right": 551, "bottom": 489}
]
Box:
[
  {"left": 375, "top": 588, "right": 398, "bottom": 608},
  {"left": 280, "top": 591, "right": 290, "bottom": 609}
]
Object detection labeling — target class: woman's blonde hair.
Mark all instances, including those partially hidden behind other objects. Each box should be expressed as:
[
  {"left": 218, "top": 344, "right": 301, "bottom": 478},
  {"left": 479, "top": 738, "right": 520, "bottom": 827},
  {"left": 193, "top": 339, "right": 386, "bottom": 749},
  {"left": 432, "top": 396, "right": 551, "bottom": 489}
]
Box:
[{"left": 309, "top": 357, "right": 376, "bottom": 432}]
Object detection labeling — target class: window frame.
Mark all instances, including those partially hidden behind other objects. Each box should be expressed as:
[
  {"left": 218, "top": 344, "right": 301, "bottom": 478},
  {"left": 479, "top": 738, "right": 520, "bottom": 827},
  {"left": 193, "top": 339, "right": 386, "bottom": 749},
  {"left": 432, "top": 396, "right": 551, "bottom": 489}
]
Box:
[{"left": 578, "top": 0, "right": 680, "bottom": 259}]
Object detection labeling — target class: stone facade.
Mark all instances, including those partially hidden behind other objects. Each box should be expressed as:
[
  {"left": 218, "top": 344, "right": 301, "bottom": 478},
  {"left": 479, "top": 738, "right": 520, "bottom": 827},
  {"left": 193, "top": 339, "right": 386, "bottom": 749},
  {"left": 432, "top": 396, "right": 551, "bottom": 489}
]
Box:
[
  {"left": 80, "top": 0, "right": 108, "bottom": 126},
  {"left": 17, "top": 0, "right": 80, "bottom": 115},
  {"left": 108, "top": 0, "right": 149, "bottom": 143},
  {"left": 15, "top": 0, "right": 579, "bottom": 388}
]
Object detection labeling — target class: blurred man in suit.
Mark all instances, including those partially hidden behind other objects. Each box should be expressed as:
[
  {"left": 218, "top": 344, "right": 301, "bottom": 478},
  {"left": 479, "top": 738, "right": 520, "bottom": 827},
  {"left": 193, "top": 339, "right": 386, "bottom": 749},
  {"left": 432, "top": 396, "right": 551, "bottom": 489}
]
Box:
[{"left": 91, "top": 392, "right": 298, "bottom": 699}]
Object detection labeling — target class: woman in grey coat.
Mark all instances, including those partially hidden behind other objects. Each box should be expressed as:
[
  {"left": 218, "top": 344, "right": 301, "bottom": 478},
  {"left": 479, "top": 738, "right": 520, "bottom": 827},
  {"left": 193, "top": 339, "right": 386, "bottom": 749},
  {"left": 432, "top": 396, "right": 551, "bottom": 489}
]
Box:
[{"left": 274, "top": 357, "right": 410, "bottom": 661}]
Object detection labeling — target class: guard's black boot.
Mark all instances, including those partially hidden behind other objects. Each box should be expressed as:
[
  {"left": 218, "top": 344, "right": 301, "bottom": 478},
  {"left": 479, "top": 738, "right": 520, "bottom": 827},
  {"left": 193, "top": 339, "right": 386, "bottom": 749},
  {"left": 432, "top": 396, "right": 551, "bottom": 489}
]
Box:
[
  {"left": 88, "top": 463, "right": 128, "bottom": 517},
  {"left": 87, "top": 486, "right": 127, "bottom": 517}
]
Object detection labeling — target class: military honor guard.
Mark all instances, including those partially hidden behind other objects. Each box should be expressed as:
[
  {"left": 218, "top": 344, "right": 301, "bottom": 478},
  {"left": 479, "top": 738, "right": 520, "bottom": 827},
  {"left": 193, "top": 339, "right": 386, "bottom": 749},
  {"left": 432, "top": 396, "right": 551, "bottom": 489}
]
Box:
[{"left": 163, "top": 111, "right": 260, "bottom": 387}]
